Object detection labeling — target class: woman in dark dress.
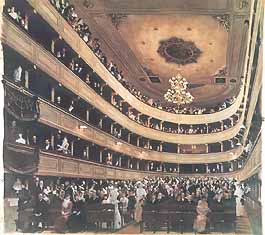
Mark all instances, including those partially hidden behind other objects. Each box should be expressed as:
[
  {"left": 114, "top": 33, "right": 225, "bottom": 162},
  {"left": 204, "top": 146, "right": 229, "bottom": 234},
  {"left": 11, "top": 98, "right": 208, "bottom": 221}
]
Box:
[{"left": 68, "top": 192, "right": 87, "bottom": 232}]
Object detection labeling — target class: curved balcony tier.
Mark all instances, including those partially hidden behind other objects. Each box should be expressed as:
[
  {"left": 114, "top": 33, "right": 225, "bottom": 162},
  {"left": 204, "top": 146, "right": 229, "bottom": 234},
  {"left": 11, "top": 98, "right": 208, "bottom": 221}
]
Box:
[
  {"left": 38, "top": 98, "right": 243, "bottom": 164},
  {"left": 39, "top": 137, "right": 261, "bottom": 180},
  {"left": 1, "top": 18, "right": 244, "bottom": 145},
  {"left": 25, "top": 0, "right": 244, "bottom": 125}
]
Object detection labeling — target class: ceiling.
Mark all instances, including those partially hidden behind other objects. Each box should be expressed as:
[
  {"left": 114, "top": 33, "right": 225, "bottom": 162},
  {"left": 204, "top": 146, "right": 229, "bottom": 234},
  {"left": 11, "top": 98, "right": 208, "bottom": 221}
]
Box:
[{"left": 71, "top": 0, "right": 250, "bottom": 107}]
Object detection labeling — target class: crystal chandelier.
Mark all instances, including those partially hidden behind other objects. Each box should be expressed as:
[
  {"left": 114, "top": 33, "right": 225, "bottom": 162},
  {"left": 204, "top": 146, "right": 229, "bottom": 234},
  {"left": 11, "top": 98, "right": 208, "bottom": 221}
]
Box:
[{"left": 164, "top": 73, "right": 194, "bottom": 105}]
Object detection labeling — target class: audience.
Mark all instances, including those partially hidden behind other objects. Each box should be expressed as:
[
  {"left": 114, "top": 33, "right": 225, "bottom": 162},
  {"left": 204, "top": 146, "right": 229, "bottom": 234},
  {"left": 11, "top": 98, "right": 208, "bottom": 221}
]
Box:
[{"left": 15, "top": 175, "right": 250, "bottom": 233}]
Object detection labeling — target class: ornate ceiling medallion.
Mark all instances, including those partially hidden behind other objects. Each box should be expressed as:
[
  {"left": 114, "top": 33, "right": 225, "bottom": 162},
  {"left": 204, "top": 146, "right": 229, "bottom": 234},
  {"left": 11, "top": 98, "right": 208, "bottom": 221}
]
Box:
[{"left": 157, "top": 37, "right": 202, "bottom": 65}]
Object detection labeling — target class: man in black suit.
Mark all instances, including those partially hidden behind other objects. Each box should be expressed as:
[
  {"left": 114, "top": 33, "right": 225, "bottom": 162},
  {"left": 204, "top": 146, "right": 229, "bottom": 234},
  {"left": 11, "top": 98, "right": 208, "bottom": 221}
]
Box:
[{"left": 32, "top": 193, "right": 49, "bottom": 231}]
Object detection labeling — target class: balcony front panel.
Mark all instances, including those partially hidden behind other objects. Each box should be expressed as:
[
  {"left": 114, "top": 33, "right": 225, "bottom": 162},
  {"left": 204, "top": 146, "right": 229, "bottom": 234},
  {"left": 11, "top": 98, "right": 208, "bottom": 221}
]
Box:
[
  {"left": 37, "top": 150, "right": 243, "bottom": 180},
  {"left": 25, "top": 0, "right": 244, "bottom": 125},
  {"left": 37, "top": 150, "right": 174, "bottom": 180},
  {"left": 1, "top": 17, "right": 244, "bottom": 145}
]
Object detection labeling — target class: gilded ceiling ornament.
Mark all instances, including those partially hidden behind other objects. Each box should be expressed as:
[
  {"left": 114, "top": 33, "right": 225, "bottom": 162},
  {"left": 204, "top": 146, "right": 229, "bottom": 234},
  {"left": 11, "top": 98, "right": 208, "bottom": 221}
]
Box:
[
  {"left": 213, "top": 15, "right": 231, "bottom": 31},
  {"left": 214, "top": 66, "right": 228, "bottom": 78},
  {"left": 108, "top": 13, "right": 127, "bottom": 29},
  {"left": 239, "top": 0, "right": 249, "bottom": 9},
  {"left": 157, "top": 37, "right": 202, "bottom": 65}
]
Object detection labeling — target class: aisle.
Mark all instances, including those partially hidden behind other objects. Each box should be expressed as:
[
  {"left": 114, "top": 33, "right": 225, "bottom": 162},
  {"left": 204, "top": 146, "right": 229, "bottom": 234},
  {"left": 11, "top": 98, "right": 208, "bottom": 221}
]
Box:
[{"left": 235, "top": 209, "right": 253, "bottom": 235}]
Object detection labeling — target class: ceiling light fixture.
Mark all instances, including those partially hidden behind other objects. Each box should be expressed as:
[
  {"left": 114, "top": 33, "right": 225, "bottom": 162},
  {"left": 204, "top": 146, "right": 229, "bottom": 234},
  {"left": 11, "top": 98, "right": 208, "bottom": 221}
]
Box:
[{"left": 164, "top": 73, "right": 194, "bottom": 105}]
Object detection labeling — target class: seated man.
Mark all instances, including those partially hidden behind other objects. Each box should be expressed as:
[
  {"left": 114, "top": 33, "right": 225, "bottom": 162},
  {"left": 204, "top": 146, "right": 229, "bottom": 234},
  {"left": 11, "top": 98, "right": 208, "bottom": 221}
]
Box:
[
  {"left": 44, "top": 139, "right": 52, "bottom": 151},
  {"left": 16, "top": 133, "right": 26, "bottom": 145},
  {"left": 57, "top": 137, "right": 70, "bottom": 154},
  {"left": 32, "top": 193, "right": 49, "bottom": 231}
]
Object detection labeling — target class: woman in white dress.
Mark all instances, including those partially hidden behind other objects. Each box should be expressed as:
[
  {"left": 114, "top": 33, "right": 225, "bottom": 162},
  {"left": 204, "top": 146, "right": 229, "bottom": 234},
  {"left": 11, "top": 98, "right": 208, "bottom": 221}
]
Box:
[
  {"left": 135, "top": 182, "right": 146, "bottom": 223},
  {"left": 108, "top": 187, "right": 122, "bottom": 229},
  {"left": 234, "top": 183, "right": 244, "bottom": 217}
]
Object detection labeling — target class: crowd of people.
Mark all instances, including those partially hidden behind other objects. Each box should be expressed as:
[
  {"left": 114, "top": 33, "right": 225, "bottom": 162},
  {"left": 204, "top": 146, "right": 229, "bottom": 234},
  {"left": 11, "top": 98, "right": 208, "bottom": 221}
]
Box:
[
  {"left": 49, "top": 0, "right": 237, "bottom": 115},
  {"left": 15, "top": 176, "right": 250, "bottom": 233}
]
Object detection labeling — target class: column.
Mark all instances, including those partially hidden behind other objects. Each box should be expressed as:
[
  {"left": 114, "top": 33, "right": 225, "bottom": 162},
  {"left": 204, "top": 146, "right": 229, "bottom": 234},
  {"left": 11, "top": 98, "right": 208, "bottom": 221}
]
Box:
[
  {"left": 136, "top": 137, "right": 140, "bottom": 147},
  {"left": 205, "top": 144, "right": 209, "bottom": 153},
  {"left": 147, "top": 139, "right": 150, "bottom": 148},
  {"left": 146, "top": 161, "right": 150, "bottom": 171},
  {"left": 147, "top": 117, "right": 151, "bottom": 127},
  {"left": 206, "top": 164, "right": 209, "bottom": 173},
  {"left": 110, "top": 122, "right": 114, "bottom": 134},
  {"left": 160, "top": 142, "right": 163, "bottom": 152},
  {"left": 86, "top": 146, "right": 90, "bottom": 160},
  {"left": 51, "top": 133, "right": 55, "bottom": 150},
  {"left": 24, "top": 70, "right": 29, "bottom": 89},
  {"left": 177, "top": 144, "right": 180, "bottom": 154},
  {"left": 206, "top": 124, "right": 209, "bottom": 134},
  {"left": 160, "top": 121, "right": 164, "bottom": 130},
  {"left": 51, "top": 39, "right": 55, "bottom": 54},
  {"left": 128, "top": 133, "right": 131, "bottom": 143},
  {"left": 86, "top": 109, "right": 90, "bottom": 122},
  {"left": 127, "top": 158, "right": 130, "bottom": 168},
  {"left": 137, "top": 160, "right": 140, "bottom": 170},
  {"left": 99, "top": 149, "right": 103, "bottom": 163},
  {"left": 220, "top": 163, "right": 224, "bottom": 173},
  {"left": 71, "top": 141, "right": 74, "bottom": 156},
  {"left": 177, "top": 164, "right": 180, "bottom": 173},
  {"left": 51, "top": 86, "right": 55, "bottom": 103},
  {"left": 111, "top": 92, "right": 116, "bottom": 104},
  {"left": 220, "top": 121, "right": 224, "bottom": 131},
  {"left": 220, "top": 142, "right": 224, "bottom": 152}
]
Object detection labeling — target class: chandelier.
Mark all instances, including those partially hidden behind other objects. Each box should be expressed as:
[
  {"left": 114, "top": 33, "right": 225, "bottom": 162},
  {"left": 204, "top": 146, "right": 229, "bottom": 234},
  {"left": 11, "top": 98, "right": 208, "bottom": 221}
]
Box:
[{"left": 164, "top": 73, "right": 194, "bottom": 105}]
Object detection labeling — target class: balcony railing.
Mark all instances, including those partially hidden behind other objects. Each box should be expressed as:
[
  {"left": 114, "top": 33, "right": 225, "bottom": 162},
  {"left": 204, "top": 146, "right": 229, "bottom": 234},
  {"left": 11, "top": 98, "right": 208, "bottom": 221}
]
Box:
[
  {"left": 3, "top": 142, "right": 39, "bottom": 174},
  {"left": 3, "top": 79, "right": 39, "bottom": 121}
]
